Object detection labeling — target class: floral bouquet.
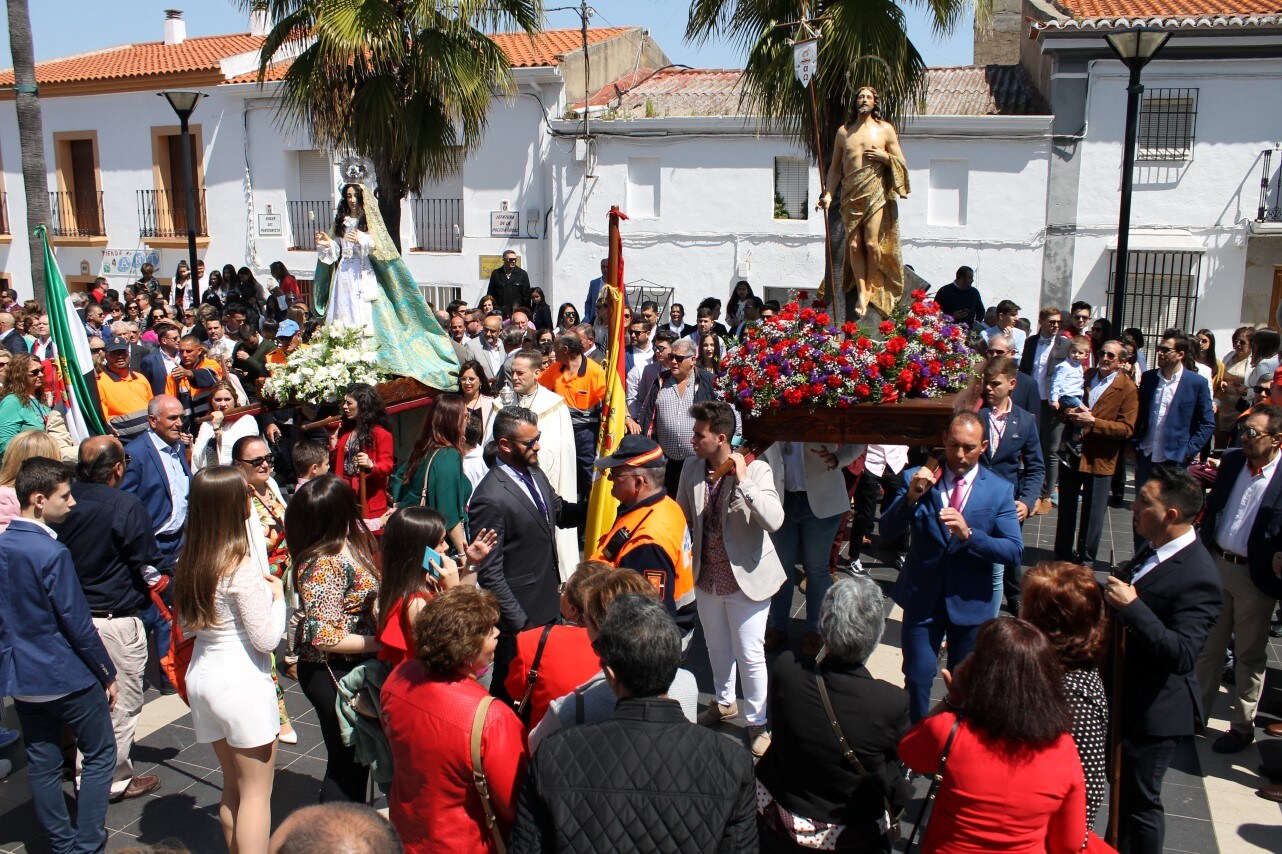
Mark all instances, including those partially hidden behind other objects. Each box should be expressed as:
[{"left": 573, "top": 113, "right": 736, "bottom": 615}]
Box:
[
  {"left": 719, "top": 289, "right": 977, "bottom": 418},
  {"left": 262, "top": 322, "right": 386, "bottom": 405}
]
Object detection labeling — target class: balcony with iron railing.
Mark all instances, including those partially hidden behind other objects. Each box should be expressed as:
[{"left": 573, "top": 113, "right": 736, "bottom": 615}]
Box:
[
  {"left": 1259, "top": 148, "right": 1282, "bottom": 224},
  {"left": 137, "top": 189, "right": 208, "bottom": 246},
  {"left": 286, "top": 200, "right": 334, "bottom": 251},
  {"left": 411, "top": 198, "right": 463, "bottom": 252},
  {"left": 49, "top": 189, "right": 106, "bottom": 241}
]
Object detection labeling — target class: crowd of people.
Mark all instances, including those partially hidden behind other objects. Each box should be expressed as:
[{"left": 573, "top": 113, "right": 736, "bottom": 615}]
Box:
[{"left": 0, "top": 259, "right": 1279, "bottom": 854}]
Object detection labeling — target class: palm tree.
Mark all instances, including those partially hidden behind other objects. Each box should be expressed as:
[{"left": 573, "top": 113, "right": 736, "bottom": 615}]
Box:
[
  {"left": 6, "top": 0, "right": 51, "bottom": 300},
  {"left": 686, "top": 0, "right": 986, "bottom": 318},
  {"left": 241, "top": 0, "right": 542, "bottom": 252}
]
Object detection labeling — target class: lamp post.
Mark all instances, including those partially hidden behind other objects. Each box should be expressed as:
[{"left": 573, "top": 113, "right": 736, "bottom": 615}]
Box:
[
  {"left": 1105, "top": 27, "right": 1170, "bottom": 331},
  {"left": 159, "top": 91, "right": 206, "bottom": 306}
]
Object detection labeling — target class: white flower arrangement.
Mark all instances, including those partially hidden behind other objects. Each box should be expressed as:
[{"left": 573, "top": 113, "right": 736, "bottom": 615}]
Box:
[{"left": 262, "top": 322, "right": 387, "bottom": 404}]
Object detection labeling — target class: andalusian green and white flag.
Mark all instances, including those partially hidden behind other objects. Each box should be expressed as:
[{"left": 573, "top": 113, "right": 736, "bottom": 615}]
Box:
[{"left": 38, "top": 225, "right": 107, "bottom": 440}]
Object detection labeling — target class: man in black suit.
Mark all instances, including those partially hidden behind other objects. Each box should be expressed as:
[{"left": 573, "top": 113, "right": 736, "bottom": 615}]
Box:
[
  {"left": 1192, "top": 404, "right": 1282, "bottom": 754},
  {"left": 485, "top": 250, "right": 532, "bottom": 316},
  {"left": 468, "top": 406, "right": 575, "bottom": 705},
  {"left": 1105, "top": 465, "right": 1221, "bottom": 854},
  {"left": 1020, "top": 307, "right": 1071, "bottom": 512},
  {"left": 983, "top": 333, "right": 1038, "bottom": 424},
  {"left": 0, "top": 311, "right": 28, "bottom": 354},
  {"left": 977, "top": 356, "right": 1043, "bottom": 614}
]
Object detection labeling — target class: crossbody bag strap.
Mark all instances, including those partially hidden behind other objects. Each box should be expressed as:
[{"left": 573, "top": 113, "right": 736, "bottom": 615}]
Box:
[
  {"left": 515, "top": 623, "right": 555, "bottom": 723},
  {"left": 417, "top": 449, "right": 439, "bottom": 507},
  {"left": 904, "top": 715, "right": 964, "bottom": 853},
  {"left": 813, "top": 669, "right": 868, "bottom": 775},
  {"left": 471, "top": 695, "right": 507, "bottom": 854}
]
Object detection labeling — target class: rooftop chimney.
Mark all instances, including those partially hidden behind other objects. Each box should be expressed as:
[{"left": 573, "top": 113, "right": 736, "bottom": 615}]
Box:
[
  {"left": 164, "top": 9, "right": 186, "bottom": 46},
  {"left": 250, "top": 2, "right": 270, "bottom": 38}
]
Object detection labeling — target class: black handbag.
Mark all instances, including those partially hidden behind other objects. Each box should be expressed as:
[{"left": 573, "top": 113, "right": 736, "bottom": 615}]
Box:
[{"left": 902, "top": 714, "right": 963, "bottom": 853}]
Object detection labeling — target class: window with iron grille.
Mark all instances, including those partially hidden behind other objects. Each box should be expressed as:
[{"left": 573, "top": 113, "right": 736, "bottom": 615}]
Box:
[
  {"left": 1105, "top": 250, "right": 1202, "bottom": 345},
  {"left": 1137, "top": 89, "right": 1197, "bottom": 161},
  {"left": 773, "top": 156, "right": 809, "bottom": 220}
]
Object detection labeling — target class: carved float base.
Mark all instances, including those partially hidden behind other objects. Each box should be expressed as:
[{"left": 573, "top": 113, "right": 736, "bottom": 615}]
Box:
[{"left": 742, "top": 395, "right": 959, "bottom": 447}]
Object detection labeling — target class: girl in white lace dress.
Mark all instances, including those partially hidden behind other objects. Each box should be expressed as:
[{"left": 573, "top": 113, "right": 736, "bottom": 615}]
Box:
[{"left": 174, "top": 466, "right": 285, "bottom": 854}]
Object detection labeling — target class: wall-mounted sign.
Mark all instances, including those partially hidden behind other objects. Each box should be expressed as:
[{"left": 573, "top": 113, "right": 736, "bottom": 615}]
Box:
[
  {"left": 100, "top": 249, "right": 161, "bottom": 278},
  {"left": 479, "top": 254, "right": 519, "bottom": 280},
  {"left": 490, "top": 211, "right": 520, "bottom": 237},
  {"left": 258, "top": 213, "right": 284, "bottom": 238}
]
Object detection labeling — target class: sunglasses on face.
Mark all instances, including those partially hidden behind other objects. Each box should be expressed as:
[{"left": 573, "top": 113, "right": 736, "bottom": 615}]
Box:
[
  {"left": 1155, "top": 345, "right": 1174, "bottom": 354},
  {"left": 1254, "top": 385, "right": 1270, "bottom": 396},
  {"left": 1099, "top": 351, "right": 1121, "bottom": 361},
  {"left": 90, "top": 346, "right": 105, "bottom": 354},
  {"left": 236, "top": 454, "right": 272, "bottom": 468},
  {"left": 1243, "top": 426, "right": 1276, "bottom": 439},
  {"left": 668, "top": 353, "right": 693, "bottom": 363},
  {"left": 516, "top": 433, "right": 542, "bottom": 450},
  {"left": 986, "top": 348, "right": 1008, "bottom": 357},
  {"left": 27, "top": 367, "right": 42, "bottom": 376},
  {"left": 1045, "top": 319, "right": 1062, "bottom": 326}
]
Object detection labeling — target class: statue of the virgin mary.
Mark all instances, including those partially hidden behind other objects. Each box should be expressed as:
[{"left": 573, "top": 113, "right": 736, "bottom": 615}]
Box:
[{"left": 313, "top": 156, "right": 458, "bottom": 389}]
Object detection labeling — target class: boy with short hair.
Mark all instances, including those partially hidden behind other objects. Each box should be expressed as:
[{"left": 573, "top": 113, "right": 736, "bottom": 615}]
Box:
[{"left": 292, "top": 441, "right": 330, "bottom": 489}]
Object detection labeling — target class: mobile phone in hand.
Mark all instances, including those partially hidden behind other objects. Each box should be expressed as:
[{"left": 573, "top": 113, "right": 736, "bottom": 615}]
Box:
[{"left": 423, "top": 547, "right": 443, "bottom": 580}]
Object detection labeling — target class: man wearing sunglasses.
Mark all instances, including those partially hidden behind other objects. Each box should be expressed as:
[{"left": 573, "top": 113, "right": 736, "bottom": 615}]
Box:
[
  {"left": 1132, "top": 330, "right": 1215, "bottom": 505},
  {"left": 1019, "top": 307, "right": 1072, "bottom": 513},
  {"left": 986, "top": 334, "right": 1040, "bottom": 422},
  {"left": 633, "top": 338, "right": 720, "bottom": 495},
  {"left": 1055, "top": 340, "right": 1138, "bottom": 565}
]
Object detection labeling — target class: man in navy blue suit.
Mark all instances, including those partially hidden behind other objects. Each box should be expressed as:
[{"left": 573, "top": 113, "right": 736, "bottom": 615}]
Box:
[
  {"left": 977, "top": 357, "right": 1043, "bottom": 614},
  {"left": 1132, "top": 329, "right": 1214, "bottom": 494},
  {"left": 880, "top": 411, "right": 1025, "bottom": 721},
  {"left": 120, "top": 394, "right": 191, "bottom": 693},
  {"left": 0, "top": 458, "right": 118, "bottom": 853},
  {"left": 983, "top": 334, "right": 1039, "bottom": 424}
]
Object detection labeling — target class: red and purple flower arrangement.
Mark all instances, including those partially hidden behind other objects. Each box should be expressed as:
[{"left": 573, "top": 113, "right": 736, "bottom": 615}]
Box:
[{"left": 719, "top": 289, "right": 977, "bottom": 417}]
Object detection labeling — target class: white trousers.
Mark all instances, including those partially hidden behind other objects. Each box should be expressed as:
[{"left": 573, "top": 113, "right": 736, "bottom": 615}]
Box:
[{"left": 697, "top": 586, "right": 771, "bottom": 726}]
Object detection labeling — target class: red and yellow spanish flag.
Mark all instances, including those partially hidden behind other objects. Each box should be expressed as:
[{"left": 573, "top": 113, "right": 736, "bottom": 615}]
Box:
[{"left": 584, "top": 206, "right": 629, "bottom": 549}]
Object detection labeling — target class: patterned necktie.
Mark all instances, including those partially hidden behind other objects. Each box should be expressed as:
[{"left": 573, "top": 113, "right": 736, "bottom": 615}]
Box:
[{"left": 516, "top": 469, "right": 548, "bottom": 518}]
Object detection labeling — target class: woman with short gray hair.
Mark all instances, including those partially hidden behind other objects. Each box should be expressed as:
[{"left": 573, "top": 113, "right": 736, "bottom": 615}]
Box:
[{"left": 755, "top": 576, "right": 912, "bottom": 853}]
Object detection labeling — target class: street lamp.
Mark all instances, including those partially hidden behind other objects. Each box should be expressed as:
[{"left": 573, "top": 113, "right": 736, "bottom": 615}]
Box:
[
  {"left": 159, "top": 91, "right": 206, "bottom": 306},
  {"left": 1105, "top": 27, "right": 1171, "bottom": 331}
]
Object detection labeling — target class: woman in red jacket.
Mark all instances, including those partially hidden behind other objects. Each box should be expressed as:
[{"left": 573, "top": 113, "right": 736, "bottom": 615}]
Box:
[
  {"left": 381, "top": 586, "right": 528, "bottom": 854},
  {"left": 504, "top": 560, "right": 610, "bottom": 727},
  {"left": 899, "top": 617, "right": 1087, "bottom": 853},
  {"left": 330, "top": 382, "right": 394, "bottom": 528}
]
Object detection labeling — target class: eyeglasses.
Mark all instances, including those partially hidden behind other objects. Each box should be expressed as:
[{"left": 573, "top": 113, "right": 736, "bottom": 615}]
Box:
[
  {"left": 1155, "top": 345, "right": 1174, "bottom": 354},
  {"left": 1098, "top": 351, "right": 1121, "bottom": 361},
  {"left": 985, "top": 349, "right": 1008, "bottom": 357},
  {"left": 27, "top": 367, "right": 43, "bottom": 377},
  {"left": 486, "top": 310, "right": 503, "bottom": 317},
  {"left": 1045, "top": 319, "right": 1062, "bottom": 326},
  {"left": 90, "top": 346, "right": 105, "bottom": 354},
  {"left": 516, "top": 433, "right": 542, "bottom": 449},
  {"left": 123, "top": 453, "right": 132, "bottom": 465},
  {"left": 667, "top": 353, "right": 693, "bottom": 363},
  {"left": 1243, "top": 426, "right": 1276, "bottom": 439},
  {"left": 607, "top": 469, "right": 644, "bottom": 481},
  {"left": 1253, "top": 385, "right": 1270, "bottom": 396},
  {"left": 1073, "top": 314, "right": 1090, "bottom": 323},
  {"left": 236, "top": 455, "right": 272, "bottom": 468}
]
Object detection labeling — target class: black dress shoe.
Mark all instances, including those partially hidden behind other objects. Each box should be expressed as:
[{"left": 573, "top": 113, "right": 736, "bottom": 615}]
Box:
[
  {"left": 1257, "top": 763, "right": 1282, "bottom": 782},
  {"left": 1211, "top": 729, "right": 1255, "bottom": 754},
  {"left": 158, "top": 684, "right": 178, "bottom": 696}
]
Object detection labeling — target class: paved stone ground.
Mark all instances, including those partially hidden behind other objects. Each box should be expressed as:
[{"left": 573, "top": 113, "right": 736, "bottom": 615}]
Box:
[{"left": 2, "top": 482, "right": 1281, "bottom": 852}]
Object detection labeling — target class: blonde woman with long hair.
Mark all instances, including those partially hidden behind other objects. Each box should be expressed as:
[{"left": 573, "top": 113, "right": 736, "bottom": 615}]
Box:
[
  {"left": 173, "top": 466, "right": 285, "bottom": 854},
  {"left": 0, "top": 430, "right": 62, "bottom": 532}
]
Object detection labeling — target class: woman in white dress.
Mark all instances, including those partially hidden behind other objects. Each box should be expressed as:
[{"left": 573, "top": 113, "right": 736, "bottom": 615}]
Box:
[
  {"left": 315, "top": 183, "right": 379, "bottom": 336},
  {"left": 192, "top": 382, "right": 259, "bottom": 471},
  {"left": 173, "top": 466, "right": 286, "bottom": 854}
]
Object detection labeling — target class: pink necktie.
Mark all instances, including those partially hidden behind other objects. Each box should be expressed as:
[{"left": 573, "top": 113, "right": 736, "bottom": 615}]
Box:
[{"left": 949, "top": 478, "right": 966, "bottom": 512}]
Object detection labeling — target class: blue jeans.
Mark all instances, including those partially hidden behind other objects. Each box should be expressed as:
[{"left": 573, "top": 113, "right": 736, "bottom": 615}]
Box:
[
  {"left": 15, "top": 684, "right": 115, "bottom": 854},
  {"left": 768, "top": 492, "right": 845, "bottom": 634},
  {"left": 141, "top": 600, "right": 172, "bottom": 689},
  {"left": 901, "top": 613, "right": 981, "bottom": 723}
]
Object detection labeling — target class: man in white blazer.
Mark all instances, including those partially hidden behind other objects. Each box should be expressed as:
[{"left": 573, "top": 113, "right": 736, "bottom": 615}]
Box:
[
  {"left": 762, "top": 438, "right": 864, "bottom": 658},
  {"left": 677, "top": 401, "right": 785, "bottom": 757}
]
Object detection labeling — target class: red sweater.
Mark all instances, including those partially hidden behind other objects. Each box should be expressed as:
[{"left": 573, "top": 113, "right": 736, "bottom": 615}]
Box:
[
  {"left": 381, "top": 661, "right": 528, "bottom": 854},
  {"left": 503, "top": 624, "right": 600, "bottom": 728},
  {"left": 332, "top": 425, "right": 394, "bottom": 519},
  {"left": 899, "top": 712, "right": 1086, "bottom": 853}
]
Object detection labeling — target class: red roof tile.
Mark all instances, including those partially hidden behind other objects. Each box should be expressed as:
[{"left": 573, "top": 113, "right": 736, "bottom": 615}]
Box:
[
  {"left": 490, "top": 27, "right": 633, "bottom": 68},
  {"left": 573, "top": 65, "right": 1047, "bottom": 119},
  {"left": 1053, "top": 0, "right": 1281, "bottom": 17},
  {"left": 1, "top": 27, "right": 636, "bottom": 90},
  {"left": 0, "top": 34, "right": 265, "bottom": 87}
]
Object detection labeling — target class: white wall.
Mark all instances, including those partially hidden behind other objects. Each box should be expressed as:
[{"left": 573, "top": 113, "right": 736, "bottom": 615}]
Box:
[
  {"left": 544, "top": 117, "right": 1051, "bottom": 318},
  {"left": 1068, "top": 57, "right": 1282, "bottom": 343}
]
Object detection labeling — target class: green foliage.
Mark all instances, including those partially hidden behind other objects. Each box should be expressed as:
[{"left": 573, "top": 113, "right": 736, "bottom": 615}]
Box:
[{"left": 239, "top": 1, "right": 542, "bottom": 202}]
